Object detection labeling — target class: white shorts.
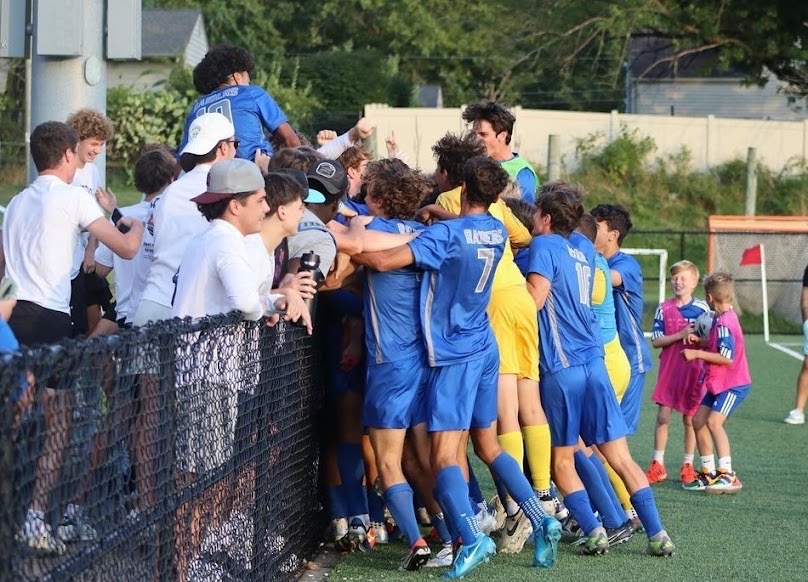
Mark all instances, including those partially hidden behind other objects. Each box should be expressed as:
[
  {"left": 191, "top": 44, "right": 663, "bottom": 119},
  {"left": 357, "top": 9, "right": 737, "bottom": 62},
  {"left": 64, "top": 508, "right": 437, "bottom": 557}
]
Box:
[{"left": 132, "top": 299, "right": 172, "bottom": 328}]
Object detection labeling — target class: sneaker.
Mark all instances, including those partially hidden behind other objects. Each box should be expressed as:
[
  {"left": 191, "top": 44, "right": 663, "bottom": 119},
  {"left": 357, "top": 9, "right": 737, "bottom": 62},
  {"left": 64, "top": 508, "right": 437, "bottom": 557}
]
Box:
[
  {"left": 16, "top": 510, "right": 67, "bottom": 555},
  {"left": 425, "top": 544, "right": 454, "bottom": 568},
  {"left": 498, "top": 508, "right": 533, "bottom": 554},
  {"left": 533, "top": 515, "right": 562, "bottom": 568},
  {"left": 605, "top": 520, "right": 634, "bottom": 546},
  {"left": 579, "top": 527, "right": 609, "bottom": 556},
  {"left": 347, "top": 518, "right": 375, "bottom": 552},
  {"left": 331, "top": 517, "right": 348, "bottom": 543},
  {"left": 56, "top": 506, "right": 98, "bottom": 542},
  {"left": 645, "top": 460, "right": 668, "bottom": 484},
  {"left": 682, "top": 469, "right": 718, "bottom": 492},
  {"left": 443, "top": 533, "right": 496, "bottom": 579},
  {"left": 371, "top": 521, "right": 389, "bottom": 544},
  {"left": 680, "top": 463, "right": 697, "bottom": 485},
  {"left": 705, "top": 471, "right": 743, "bottom": 495},
  {"left": 647, "top": 532, "right": 675, "bottom": 557},
  {"left": 784, "top": 409, "right": 805, "bottom": 425},
  {"left": 491, "top": 495, "right": 506, "bottom": 532},
  {"left": 399, "top": 541, "right": 431, "bottom": 571},
  {"left": 475, "top": 506, "right": 497, "bottom": 535}
]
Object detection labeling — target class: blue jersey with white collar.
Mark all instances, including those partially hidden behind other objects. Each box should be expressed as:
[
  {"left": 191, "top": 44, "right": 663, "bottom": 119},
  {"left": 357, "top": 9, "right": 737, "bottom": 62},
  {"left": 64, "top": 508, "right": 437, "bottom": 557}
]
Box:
[{"left": 409, "top": 213, "right": 504, "bottom": 367}]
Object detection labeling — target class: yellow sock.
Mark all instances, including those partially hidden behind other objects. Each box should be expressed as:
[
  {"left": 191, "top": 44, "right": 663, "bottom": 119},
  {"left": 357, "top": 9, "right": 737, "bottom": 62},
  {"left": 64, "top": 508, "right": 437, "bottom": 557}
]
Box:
[
  {"left": 521, "top": 424, "right": 551, "bottom": 491},
  {"left": 497, "top": 431, "right": 524, "bottom": 471},
  {"left": 605, "top": 462, "right": 633, "bottom": 510}
]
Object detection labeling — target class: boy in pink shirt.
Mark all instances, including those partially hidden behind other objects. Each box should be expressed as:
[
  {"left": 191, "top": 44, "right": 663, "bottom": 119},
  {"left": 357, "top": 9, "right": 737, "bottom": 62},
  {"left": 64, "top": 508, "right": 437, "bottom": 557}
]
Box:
[{"left": 681, "top": 272, "right": 751, "bottom": 494}]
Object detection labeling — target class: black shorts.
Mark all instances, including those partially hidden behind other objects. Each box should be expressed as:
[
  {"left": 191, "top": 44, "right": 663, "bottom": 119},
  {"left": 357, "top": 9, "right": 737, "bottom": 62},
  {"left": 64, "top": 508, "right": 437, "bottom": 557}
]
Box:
[
  {"left": 8, "top": 300, "right": 72, "bottom": 347},
  {"left": 70, "top": 271, "right": 89, "bottom": 336}
]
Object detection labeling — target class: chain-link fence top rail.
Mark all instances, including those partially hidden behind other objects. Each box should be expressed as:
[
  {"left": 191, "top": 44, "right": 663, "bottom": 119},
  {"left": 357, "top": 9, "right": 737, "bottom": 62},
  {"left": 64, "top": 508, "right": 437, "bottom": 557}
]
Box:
[
  {"left": 0, "top": 315, "right": 323, "bottom": 582},
  {"left": 629, "top": 229, "right": 806, "bottom": 334}
]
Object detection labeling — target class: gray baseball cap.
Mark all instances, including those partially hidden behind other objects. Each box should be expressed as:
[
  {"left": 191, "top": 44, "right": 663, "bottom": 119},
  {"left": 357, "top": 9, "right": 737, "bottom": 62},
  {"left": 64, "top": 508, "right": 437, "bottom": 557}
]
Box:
[{"left": 192, "top": 158, "right": 264, "bottom": 204}]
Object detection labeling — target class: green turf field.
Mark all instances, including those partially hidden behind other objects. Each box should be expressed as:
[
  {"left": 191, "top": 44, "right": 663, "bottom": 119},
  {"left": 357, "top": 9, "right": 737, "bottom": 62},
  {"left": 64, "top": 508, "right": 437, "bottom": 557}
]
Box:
[{"left": 330, "top": 335, "right": 808, "bottom": 581}]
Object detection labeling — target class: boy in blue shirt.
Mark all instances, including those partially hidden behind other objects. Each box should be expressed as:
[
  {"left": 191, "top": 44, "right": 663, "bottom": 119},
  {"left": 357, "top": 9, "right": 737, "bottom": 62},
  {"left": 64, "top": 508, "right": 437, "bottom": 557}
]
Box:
[
  {"left": 590, "top": 204, "right": 653, "bottom": 436},
  {"left": 526, "top": 183, "right": 674, "bottom": 557},
  {"left": 357, "top": 157, "right": 561, "bottom": 578},
  {"left": 180, "top": 45, "right": 301, "bottom": 164}
]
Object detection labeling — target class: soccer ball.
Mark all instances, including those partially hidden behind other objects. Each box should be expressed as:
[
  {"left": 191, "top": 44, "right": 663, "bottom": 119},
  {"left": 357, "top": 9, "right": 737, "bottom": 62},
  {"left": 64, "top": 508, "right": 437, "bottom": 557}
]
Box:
[{"left": 693, "top": 311, "right": 714, "bottom": 340}]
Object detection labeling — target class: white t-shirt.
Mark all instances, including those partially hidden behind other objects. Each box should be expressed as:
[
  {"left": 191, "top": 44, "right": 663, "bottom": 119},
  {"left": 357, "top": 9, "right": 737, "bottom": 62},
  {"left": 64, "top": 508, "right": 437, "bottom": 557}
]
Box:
[
  {"left": 70, "top": 163, "right": 101, "bottom": 278},
  {"left": 94, "top": 199, "right": 151, "bottom": 323},
  {"left": 172, "top": 220, "right": 279, "bottom": 320},
  {"left": 285, "top": 208, "right": 337, "bottom": 276},
  {"left": 139, "top": 164, "right": 211, "bottom": 309},
  {"left": 2, "top": 175, "right": 104, "bottom": 314}
]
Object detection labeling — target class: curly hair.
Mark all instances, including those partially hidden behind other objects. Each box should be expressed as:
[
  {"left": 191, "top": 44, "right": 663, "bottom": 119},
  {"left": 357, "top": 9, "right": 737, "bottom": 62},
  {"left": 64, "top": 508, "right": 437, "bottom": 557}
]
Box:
[
  {"left": 535, "top": 180, "right": 585, "bottom": 236},
  {"left": 193, "top": 44, "right": 255, "bottom": 95},
  {"left": 461, "top": 100, "right": 516, "bottom": 144},
  {"left": 364, "top": 158, "right": 431, "bottom": 220},
  {"left": 590, "top": 203, "right": 633, "bottom": 246},
  {"left": 66, "top": 108, "right": 114, "bottom": 142},
  {"left": 338, "top": 145, "right": 372, "bottom": 172},
  {"left": 432, "top": 131, "right": 485, "bottom": 189},
  {"left": 462, "top": 156, "right": 510, "bottom": 208}
]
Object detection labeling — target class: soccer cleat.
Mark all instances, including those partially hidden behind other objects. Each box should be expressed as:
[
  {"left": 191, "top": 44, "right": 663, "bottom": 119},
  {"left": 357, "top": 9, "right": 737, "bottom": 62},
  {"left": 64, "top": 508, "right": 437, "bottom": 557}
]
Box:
[
  {"left": 682, "top": 469, "right": 718, "bottom": 492},
  {"left": 705, "top": 471, "right": 742, "bottom": 495},
  {"left": 533, "top": 514, "right": 562, "bottom": 568},
  {"left": 490, "top": 495, "right": 506, "bottom": 532},
  {"left": 56, "top": 505, "right": 98, "bottom": 542},
  {"left": 579, "top": 527, "right": 609, "bottom": 556},
  {"left": 560, "top": 515, "right": 584, "bottom": 543},
  {"left": 426, "top": 544, "right": 454, "bottom": 568},
  {"left": 647, "top": 532, "right": 675, "bottom": 557},
  {"left": 443, "top": 533, "right": 496, "bottom": 579},
  {"left": 399, "top": 540, "right": 431, "bottom": 571},
  {"left": 475, "top": 505, "right": 497, "bottom": 535},
  {"left": 498, "top": 508, "right": 533, "bottom": 554},
  {"left": 784, "top": 409, "right": 805, "bottom": 425},
  {"left": 680, "top": 462, "right": 697, "bottom": 485},
  {"left": 16, "top": 511, "right": 67, "bottom": 555},
  {"left": 605, "top": 520, "right": 634, "bottom": 546},
  {"left": 645, "top": 460, "right": 668, "bottom": 484},
  {"left": 371, "top": 521, "right": 389, "bottom": 544}
]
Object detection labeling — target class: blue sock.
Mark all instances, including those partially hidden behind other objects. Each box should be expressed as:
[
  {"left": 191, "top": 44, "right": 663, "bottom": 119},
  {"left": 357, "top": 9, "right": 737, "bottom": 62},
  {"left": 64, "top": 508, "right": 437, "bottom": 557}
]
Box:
[
  {"left": 630, "top": 487, "right": 663, "bottom": 538},
  {"left": 574, "top": 451, "right": 624, "bottom": 529},
  {"left": 592, "top": 456, "right": 626, "bottom": 524},
  {"left": 434, "top": 488, "right": 461, "bottom": 543},
  {"left": 383, "top": 483, "right": 422, "bottom": 547},
  {"left": 336, "top": 443, "right": 367, "bottom": 517},
  {"left": 493, "top": 476, "right": 509, "bottom": 510},
  {"left": 467, "top": 461, "right": 486, "bottom": 506},
  {"left": 430, "top": 512, "right": 453, "bottom": 544},
  {"left": 327, "top": 485, "right": 348, "bottom": 520},
  {"left": 490, "top": 452, "right": 546, "bottom": 527},
  {"left": 435, "top": 465, "right": 479, "bottom": 545},
  {"left": 367, "top": 483, "right": 385, "bottom": 524},
  {"left": 563, "top": 490, "right": 601, "bottom": 535}
]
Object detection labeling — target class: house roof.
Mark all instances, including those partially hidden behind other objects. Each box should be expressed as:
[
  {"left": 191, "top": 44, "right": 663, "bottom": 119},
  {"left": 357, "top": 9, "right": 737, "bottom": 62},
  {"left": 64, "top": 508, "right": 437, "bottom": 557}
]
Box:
[
  {"left": 142, "top": 9, "right": 202, "bottom": 58},
  {"left": 628, "top": 34, "right": 743, "bottom": 80}
]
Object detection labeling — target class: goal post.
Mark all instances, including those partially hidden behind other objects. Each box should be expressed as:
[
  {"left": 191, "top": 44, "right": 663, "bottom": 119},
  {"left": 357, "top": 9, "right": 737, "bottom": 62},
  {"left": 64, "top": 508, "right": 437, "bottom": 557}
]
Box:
[{"left": 623, "top": 248, "right": 668, "bottom": 337}]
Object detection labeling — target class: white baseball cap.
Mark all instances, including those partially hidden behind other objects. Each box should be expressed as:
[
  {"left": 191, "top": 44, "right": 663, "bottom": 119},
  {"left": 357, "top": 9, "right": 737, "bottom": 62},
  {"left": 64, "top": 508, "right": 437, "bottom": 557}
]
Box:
[{"left": 180, "top": 112, "right": 235, "bottom": 156}]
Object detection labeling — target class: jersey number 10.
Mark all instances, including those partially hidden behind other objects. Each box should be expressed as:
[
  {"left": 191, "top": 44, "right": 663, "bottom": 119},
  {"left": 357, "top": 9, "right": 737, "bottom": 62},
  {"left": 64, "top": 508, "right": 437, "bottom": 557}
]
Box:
[{"left": 575, "top": 262, "right": 592, "bottom": 307}]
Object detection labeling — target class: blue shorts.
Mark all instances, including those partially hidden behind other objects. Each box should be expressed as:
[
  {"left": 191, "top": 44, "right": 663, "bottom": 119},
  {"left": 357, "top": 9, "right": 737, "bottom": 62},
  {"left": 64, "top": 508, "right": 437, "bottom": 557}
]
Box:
[
  {"left": 701, "top": 385, "right": 750, "bottom": 418},
  {"left": 324, "top": 314, "right": 365, "bottom": 396},
  {"left": 427, "top": 347, "right": 499, "bottom": 432},
  {"left": 363, "top": 355, "right": 429, "bottom": 429},
  {"left": 540, "top": 358, "right": 628, "bottom": 447},
  {"left": 620, "top": 372, "right": 646, "bottom": 436}
]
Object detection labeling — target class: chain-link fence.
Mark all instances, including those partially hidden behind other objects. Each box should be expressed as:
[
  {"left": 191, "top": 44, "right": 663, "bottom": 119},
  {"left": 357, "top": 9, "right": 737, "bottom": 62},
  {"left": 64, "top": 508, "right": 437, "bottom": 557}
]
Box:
[{"left": 0, "top": 315, "right": 324, "bottom": 582}]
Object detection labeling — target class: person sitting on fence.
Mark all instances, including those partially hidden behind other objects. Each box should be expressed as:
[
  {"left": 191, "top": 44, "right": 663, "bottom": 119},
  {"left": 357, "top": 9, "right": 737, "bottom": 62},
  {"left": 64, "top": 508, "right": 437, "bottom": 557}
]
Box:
[{"left": 3, "top": 120, "right": 143, "bottom": 554}]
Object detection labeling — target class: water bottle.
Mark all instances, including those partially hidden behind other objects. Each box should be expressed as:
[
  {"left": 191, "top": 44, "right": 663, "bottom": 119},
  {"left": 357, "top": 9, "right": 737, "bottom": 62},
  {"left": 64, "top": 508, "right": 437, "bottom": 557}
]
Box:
[{"left": 298, "top": 251, "right": 325, "bottom": 322}]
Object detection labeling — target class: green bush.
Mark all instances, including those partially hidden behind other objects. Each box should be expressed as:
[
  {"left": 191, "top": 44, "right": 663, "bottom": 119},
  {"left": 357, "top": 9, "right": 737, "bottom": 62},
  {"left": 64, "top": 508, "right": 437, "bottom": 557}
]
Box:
[{"left": 577, "top": 125, "right": 656, "bottom": 184}]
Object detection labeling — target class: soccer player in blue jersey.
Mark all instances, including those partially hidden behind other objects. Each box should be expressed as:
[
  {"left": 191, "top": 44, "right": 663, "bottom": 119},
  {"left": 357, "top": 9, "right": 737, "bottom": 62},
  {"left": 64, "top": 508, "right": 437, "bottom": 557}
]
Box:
[
  {"left": 527, "top": 182, "right": 674, "bottom": 557},
  {"left": 180, "top": 45, "right": 301, "bottom": 165},
  {"left": 590, "top": 204, "right": 653, "bottom": 437},
  {"left": 356, "top": 156, "right": 561, "bottom": 579}
]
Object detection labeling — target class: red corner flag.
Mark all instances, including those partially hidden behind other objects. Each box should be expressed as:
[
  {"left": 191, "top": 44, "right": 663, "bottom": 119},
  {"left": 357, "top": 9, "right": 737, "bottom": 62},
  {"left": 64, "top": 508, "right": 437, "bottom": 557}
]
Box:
[{"left": 740, "top": 244, "right": 762, "bottom": 266}]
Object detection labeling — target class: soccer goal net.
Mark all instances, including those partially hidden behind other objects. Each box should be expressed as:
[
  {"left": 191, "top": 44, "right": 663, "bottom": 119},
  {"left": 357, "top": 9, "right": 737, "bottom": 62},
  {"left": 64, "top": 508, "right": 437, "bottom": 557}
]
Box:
[{"left": 708, "top": 215, "right": 808, "bottom": 339}]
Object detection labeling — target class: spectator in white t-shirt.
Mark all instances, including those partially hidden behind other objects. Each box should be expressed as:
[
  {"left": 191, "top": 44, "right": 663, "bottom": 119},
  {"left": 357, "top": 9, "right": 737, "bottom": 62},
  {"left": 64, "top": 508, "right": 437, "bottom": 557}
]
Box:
[
  {"left": 133, "top": 112, "right": 239, "bottom": 327},
  {"left": 66, "top": 108, "right": 115, "bottom": 335},
  {"left": 3, "top": 120, "right": 143, "bottom": 554}
]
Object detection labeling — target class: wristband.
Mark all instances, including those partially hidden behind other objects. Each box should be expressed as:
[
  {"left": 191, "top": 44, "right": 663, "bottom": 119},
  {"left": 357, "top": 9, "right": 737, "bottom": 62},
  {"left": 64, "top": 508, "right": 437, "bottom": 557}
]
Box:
[{"left": 111, "top": 208, "right": 130, "bottom": 233}]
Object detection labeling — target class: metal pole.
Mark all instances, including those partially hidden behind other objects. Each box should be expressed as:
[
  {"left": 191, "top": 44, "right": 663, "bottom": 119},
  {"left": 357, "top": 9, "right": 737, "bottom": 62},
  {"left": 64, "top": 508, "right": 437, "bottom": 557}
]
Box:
[
  {"left": 744, "top": 147, "right": 757, "bottom": 216},
  {"left": 29, "top": 0, "right": 107, "bottom": 184},
  {"left": 547, "top": 134, "right": 561, "bottom": 182}
]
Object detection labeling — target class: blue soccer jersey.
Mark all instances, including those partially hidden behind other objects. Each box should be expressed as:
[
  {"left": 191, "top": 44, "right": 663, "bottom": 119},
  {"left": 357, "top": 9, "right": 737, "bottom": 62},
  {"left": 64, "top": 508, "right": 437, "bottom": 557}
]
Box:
[
  {"left": 528, "top": 233, "right": 603, "bottom": 375},
  {"left": 181, "top": 85, "right": 288, "bottom": 162},
  {"left": 608, "top": 251, "right": 653, "bottom": 374},
  {"left": 409, "top": 214, "right": 504, "bottom": 367},
  {"left": 364, "top": 217, "right": 425, "bottom": 364}
]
